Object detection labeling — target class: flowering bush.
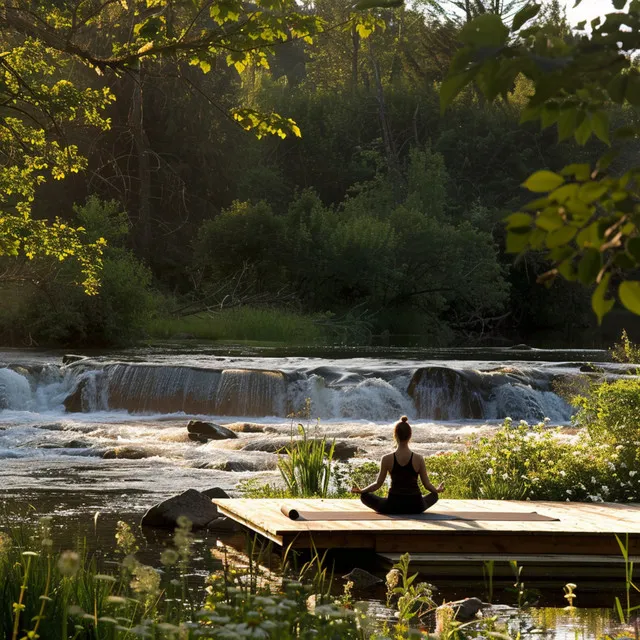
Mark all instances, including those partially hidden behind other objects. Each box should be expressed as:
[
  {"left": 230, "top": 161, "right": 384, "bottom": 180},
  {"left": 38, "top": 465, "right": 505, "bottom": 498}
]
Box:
[
  {"left": 572, "top": 378, "right": 640, "bottom": 448},
  {"left": 427, "top": 418, "right": 640, "bottom": 503}
]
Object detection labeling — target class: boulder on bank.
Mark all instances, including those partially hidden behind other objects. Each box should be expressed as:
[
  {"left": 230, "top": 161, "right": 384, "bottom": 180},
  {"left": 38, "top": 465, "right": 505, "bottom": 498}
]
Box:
[
  {"left": 141, "top": 488, "right": 220, "bottom": 529},
  {"left": 187, "top": 420, "right": 238, "bottom": 442},
  {"left": 206, "top": 516, "right": 241, "bottom": 533},
  {"left": 202, "top": 487, "right": 230, "bottom": 499}
]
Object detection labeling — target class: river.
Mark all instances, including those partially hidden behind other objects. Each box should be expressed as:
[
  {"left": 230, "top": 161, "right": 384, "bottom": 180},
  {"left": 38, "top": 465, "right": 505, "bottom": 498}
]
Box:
[{"left": 0, "top": 344, "right": 625, "bottom": 518}]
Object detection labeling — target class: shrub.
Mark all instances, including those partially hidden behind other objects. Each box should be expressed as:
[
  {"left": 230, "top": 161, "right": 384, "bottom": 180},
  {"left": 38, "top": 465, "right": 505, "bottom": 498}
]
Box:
[
  {"left": 611, "top": 329, "right": 640, "bottom": 365},
  {"left": 573, "top": 378, "right": 640, "bottom": 448},
  {"left": 426, "top": 418, "right": 640, "bottom": 504},
  {"left": 0, "top": 197, "right": 158, "bottom": 347}
]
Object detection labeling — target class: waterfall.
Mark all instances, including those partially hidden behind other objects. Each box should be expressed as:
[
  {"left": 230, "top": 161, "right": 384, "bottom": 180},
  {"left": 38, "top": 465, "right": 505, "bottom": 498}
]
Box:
[
  {"left": 0, "top": 358, "right": 578, "bottom": 423},
  {"left": 408, "top": 367, "right": 484, "bottom": 420},
  {"left": 103, "top": 364, "right": 221, "bottom": 414},
  {"left": 215, "top": 369, "right": 287, "bottom": 416},
  {"left": 0, "top": 368, "right": 32, "bottom": 410}
]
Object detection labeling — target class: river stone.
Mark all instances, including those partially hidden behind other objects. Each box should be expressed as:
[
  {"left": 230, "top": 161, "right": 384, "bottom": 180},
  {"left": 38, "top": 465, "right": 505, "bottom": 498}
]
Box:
[
  {"left": 342, "top": 568, "right": 383, "bottom": 589},
  {"left": 141, "top": 489, "right": 219, "bottom": 529},
  {"left": 63, "top": 380, "right": 87, "bottom": 413},
  {"left": 102, "top": 447, "right": 148, "bottom": 460},
  {"left": 62, "top": 354, "right": 87, "bottom": 365},
  {"left": 206, "top": 516, "right": 241, "bottom": 533},
  {"left": 226, "top": 422, "right": 265, "bottom": 433},
  {"left": 202, "top": 487, "right": 230, "bottom": 499},
  {"left": 242, "top": 437, "right": 357, "bottom": 460},
  {"left": 447, "top": 597, "right": 486, "bottom": 621},
  {"left": 187, "top": 420, "right": 238, "bottom": 442},
  {"left": 218, "top": 460, "right": 256, "bottom": 472}
]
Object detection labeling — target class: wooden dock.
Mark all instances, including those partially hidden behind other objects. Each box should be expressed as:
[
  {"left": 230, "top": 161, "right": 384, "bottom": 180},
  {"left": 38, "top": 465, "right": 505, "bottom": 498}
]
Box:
[{"left": 213, "top": 498, "right": 640, "bottom": 560}]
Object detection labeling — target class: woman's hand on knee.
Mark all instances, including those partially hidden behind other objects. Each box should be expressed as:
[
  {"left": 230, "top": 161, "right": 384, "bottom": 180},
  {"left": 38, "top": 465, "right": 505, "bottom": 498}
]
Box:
[
  {"left": 436, "top": 482, "right": 445, "bottom": 493},
  {"left": 351, "top": 486, "right": 362, "bottom": 494}
]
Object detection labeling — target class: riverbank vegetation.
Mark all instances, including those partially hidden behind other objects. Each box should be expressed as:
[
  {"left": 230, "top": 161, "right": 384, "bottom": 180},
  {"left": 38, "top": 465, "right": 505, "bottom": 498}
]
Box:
[
  {"left": 4, "top": 0, "right": 637, "bottom": 348},
  {"left": 0, "top": 515, "right": 634, "bottom": 639}
]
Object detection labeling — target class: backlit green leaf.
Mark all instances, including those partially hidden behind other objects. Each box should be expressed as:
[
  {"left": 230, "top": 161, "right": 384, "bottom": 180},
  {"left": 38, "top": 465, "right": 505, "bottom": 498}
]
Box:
[
  {"left": 523, "top": 171, "right": 564, "bottom": 193},
  {"left": 619, "top": 281, "right": 640, "bottom": 315},
  {"left": 592, "top": 274, "right": 614, "bottom": 325},
  {"left": 505, "top": 212, "right": 533, "bottom": 229},
  {"left": 546, "top": 226, "right": 576, "bottom": 248}
]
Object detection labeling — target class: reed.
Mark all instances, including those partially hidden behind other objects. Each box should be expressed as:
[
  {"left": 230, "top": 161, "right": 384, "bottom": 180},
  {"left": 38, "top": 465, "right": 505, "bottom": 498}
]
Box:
[{"left": 278, "top": 421, "right": 336, "bottom": 498}]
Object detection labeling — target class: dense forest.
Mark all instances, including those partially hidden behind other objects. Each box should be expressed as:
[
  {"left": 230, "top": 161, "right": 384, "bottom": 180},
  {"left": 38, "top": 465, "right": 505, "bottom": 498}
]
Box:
[{"left": 1, "top": 0, "right": 636, "bottom": 347}]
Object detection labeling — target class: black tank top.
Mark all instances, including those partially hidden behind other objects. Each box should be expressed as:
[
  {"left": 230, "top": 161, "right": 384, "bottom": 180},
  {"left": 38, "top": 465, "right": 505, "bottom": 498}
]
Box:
[{"left": 389, "top": 452, "right": 420, "bottom": 496}]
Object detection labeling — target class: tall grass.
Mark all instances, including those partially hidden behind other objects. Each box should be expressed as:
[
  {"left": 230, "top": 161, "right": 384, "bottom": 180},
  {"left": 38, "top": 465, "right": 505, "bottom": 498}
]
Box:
[
  {"left": 147, "top": 307, "right": 327, "bottom": 343},
  {"left": 278, "top": 421, "right": 336, "bottom": 498}
]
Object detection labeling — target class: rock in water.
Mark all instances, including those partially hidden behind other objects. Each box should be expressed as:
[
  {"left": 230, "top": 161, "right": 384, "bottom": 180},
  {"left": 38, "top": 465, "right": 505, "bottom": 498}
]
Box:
[
  {"left": 447, "top": 597, "right": 486, "bottom": 621},
  {"left": 342, "top": 568, "right": 383, "bottom": 589},
  {"left": 225, "top": 422, "right": 265, "bottom": 433},
  {"left": 187, "top": 420, "right": 238, "bottom": 442},
  {"left": 102, "top": 447, "right": 148, "bottom": 460},
  {"left": 141, "top": 489, "right": 219, "bottom": 529},
  {"left": 62, "top": 354, "right": 87, "bottom": 365},
  {"left": 202, "top": 487, "right": 230, "bottom": 499},
  {"left": 206, "top": 516, "right": 240, "bottom": 533},
  {"left": 333, "top": 441, "right": 357, "bottom": 460},
  {"left": 242, "top": 437, "right": 357, "bottom": 460},
  {"left": 63, "top": 379, "right": 87, "bottom": 413}
]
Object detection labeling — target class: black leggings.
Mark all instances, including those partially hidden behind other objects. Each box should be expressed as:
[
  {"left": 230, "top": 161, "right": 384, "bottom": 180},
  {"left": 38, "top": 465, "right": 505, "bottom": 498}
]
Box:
[{"left": 360, "top": 491, "right": 438, "bottom": 515}]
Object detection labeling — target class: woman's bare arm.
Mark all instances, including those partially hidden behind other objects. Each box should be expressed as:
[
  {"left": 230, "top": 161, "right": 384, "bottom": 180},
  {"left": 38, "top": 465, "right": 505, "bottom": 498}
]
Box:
[
  {"left": 352, "top": 456, "right": 389, "bottom": 494},
  {"left": 418, "top": 456, "right": 444, "bottom": 494}
]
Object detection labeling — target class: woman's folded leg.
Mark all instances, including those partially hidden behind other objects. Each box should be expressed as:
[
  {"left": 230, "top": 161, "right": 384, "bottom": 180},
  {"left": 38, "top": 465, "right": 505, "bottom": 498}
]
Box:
[
  {"left": 360, "top": 492, "right": 389, "bottom": 514},
  {"left": 422, "top": 491, "right": 438, "bottom": 511}
]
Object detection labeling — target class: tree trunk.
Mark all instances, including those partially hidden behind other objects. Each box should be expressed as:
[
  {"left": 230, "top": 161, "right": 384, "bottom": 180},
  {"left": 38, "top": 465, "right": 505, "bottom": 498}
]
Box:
[{"left": 129, "top": 63, "right": 152, "bottom": 259}]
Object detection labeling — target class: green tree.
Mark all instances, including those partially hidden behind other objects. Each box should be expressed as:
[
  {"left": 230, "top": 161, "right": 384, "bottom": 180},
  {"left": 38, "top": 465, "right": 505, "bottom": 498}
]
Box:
[
  {"left": 440, "top": 0, "right": 640, "bottom": 321},
  {"left": 0, "top": 0, "right": 321, "bottom": 291}
]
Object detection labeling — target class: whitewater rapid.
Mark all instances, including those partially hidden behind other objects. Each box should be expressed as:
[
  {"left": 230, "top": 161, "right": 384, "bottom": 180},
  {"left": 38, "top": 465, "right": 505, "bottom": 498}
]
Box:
[{"left": 0, "top": 346, "right": 625, "bottom": 511}]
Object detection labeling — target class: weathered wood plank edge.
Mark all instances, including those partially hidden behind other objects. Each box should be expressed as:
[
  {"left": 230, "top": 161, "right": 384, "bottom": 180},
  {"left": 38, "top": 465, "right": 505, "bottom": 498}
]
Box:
[{"left": 215, "top": 502, "right": 284, "bottom": 546}]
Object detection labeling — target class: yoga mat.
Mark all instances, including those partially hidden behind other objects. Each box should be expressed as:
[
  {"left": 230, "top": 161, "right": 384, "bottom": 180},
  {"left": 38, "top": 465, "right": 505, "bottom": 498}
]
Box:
[
  {"left": 281, "top": 505, "right": 301, "bottom": 520},
  {"left": 280, "top": 507, "right": 558, "bottom": 522}
]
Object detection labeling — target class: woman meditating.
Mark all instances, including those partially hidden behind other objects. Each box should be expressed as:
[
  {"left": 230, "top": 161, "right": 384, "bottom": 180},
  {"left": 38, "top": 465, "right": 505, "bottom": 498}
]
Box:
[{"left": 351, "top": 416, "right": 444, "bottom": 514}]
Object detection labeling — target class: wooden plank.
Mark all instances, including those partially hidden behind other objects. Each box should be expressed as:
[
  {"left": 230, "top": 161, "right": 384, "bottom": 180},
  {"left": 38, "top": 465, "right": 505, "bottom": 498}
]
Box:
[{"left": 212, "top": 499, "right": 640, "bottom": 556}]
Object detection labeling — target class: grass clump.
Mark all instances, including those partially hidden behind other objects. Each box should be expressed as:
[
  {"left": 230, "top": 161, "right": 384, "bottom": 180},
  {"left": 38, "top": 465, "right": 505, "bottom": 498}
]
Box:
[
  {"left": 147, "top": 307, "right": 327, "bottom": 343},
  {"left": 278, "top": 421, "right": 336, "bottom": 498}
]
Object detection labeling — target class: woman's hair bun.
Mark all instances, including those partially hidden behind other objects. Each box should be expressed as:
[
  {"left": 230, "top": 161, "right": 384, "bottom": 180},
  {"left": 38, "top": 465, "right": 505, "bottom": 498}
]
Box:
[{"left": 400, "top": 415, "right": 408, "bottom": 422}]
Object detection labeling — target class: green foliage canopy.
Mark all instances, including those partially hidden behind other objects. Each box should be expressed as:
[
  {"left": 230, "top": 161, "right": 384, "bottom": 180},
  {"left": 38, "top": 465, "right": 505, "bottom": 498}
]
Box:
[
  {"left": 440, "top": 0, "right": 640, "bottom": 322},
  {"left": 0, "top": 0, "right": 322, "bottom": 292}
]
